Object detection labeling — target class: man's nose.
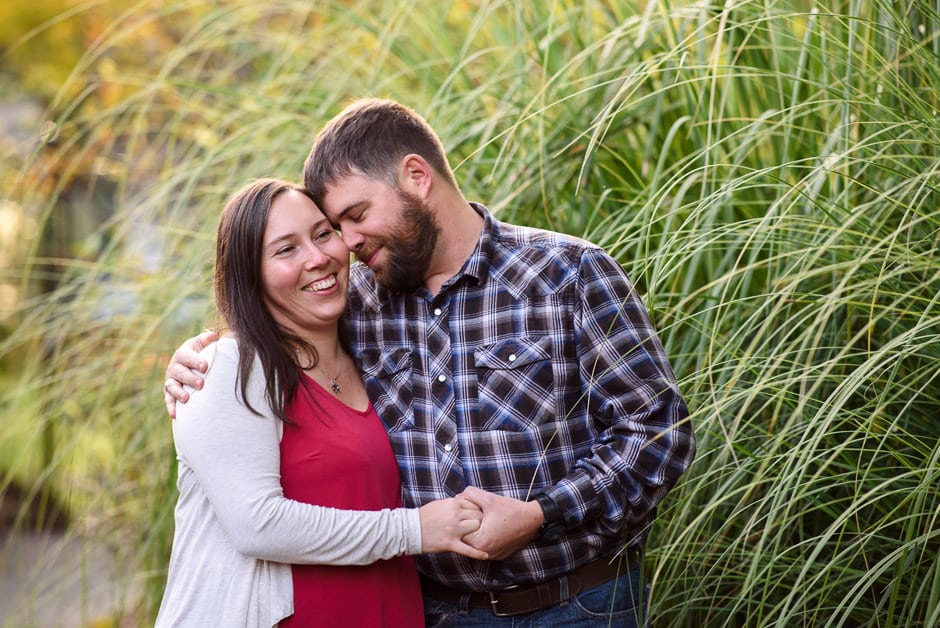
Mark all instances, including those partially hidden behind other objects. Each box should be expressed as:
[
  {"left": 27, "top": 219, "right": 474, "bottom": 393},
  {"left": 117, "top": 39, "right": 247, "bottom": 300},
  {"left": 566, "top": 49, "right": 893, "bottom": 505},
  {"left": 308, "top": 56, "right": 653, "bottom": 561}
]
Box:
[{"left": 340, "top": 230, "right": 364, "bottom": 251}]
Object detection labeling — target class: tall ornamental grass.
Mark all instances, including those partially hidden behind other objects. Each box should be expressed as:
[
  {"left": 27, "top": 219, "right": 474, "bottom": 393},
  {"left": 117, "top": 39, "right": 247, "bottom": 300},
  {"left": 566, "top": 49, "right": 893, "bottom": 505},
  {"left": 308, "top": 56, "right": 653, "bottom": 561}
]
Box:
[{"left": 2, "top": 0, "right": 937, "bottom": 625}]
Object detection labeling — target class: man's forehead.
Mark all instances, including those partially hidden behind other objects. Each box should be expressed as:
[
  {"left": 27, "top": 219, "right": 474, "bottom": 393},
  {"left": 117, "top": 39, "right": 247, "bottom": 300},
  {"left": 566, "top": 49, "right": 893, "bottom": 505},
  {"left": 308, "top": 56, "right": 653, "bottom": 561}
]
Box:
[
  {"left": 322, "top": 175, "right": 359, "bottom": 198},
  {"left": 323, "top": 173, "right": 394, "bottom": 204},
  {"left": 317, "top": 183, "right": 350, "bottom": 217}
]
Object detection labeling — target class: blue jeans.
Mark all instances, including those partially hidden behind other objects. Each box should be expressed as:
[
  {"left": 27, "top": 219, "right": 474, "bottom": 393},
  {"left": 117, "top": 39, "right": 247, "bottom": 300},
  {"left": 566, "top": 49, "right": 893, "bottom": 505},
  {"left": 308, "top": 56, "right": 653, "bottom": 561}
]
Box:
[{"left": 423, "top": 562, "right": 648, "bottom": 627}]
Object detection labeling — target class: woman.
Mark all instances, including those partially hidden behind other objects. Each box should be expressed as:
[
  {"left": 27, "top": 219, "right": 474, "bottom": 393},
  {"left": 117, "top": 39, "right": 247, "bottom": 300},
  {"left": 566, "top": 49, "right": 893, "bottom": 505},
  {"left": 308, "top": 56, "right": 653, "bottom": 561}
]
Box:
[{"left": 156, "top": 179, "right": 486, "bottom": 627}]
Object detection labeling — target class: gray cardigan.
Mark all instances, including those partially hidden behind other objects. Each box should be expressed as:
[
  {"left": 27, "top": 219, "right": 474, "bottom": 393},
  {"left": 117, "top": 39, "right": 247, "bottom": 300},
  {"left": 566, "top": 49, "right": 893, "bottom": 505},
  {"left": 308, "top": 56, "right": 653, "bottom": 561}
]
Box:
[{"left": 155, "top": 337, "right": 422, "bottom": 627}]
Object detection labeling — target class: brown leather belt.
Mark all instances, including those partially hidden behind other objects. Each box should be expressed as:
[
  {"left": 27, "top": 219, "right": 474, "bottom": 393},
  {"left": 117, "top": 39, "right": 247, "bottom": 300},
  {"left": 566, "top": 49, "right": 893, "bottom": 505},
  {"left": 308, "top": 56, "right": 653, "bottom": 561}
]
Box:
[{"left": 421, "top": 545, "right": 642, "bottom": 617}]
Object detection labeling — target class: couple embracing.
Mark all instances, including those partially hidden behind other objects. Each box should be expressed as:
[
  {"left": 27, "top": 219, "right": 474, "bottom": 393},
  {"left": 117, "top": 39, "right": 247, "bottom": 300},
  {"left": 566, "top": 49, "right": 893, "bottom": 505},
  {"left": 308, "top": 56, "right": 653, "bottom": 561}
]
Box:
[{"left": 157, "top": 98, "right": 694, "bottom": 627}]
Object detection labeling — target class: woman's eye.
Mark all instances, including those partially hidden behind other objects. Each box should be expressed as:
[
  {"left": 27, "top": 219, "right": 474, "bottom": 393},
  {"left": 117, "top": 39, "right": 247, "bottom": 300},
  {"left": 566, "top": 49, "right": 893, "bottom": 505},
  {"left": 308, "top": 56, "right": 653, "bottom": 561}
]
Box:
[
  {"left": 315, "top": 230, "right": 334, "bottom": 242},
  {"left": 275, "top": 246, "right": 294, "bottom": 256}
]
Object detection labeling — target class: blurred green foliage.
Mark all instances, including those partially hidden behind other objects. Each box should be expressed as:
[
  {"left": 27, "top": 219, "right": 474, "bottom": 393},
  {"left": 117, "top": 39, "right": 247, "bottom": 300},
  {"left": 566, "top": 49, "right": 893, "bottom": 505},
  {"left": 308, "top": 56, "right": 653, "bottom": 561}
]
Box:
[{"left": 0, "top": 0, "right": 92, "bottom": 102}]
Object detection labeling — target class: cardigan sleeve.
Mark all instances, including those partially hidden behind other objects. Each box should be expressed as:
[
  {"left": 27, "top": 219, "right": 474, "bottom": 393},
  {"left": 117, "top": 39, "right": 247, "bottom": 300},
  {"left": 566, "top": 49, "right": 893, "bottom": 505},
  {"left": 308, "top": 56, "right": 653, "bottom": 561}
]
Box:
[{"left": 172, "top": 336, "right": 422, "bottom": 565}]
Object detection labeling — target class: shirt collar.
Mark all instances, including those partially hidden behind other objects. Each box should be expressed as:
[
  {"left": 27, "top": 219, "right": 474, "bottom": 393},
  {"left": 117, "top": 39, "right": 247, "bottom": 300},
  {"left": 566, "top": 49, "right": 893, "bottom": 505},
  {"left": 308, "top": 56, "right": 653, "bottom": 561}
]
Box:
[{"left": 449, "top": 202, "right": 495, "bottom": 289}]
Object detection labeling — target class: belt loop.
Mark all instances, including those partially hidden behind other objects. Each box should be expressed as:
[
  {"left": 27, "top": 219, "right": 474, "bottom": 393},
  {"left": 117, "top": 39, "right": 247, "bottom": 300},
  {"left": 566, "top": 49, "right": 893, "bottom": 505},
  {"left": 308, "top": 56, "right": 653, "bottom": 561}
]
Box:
[
  {"left": 558, "top": 573, "right": 570, "bottom": 607},
  {"left": 458, "top": 592, "right": 471, "bottom": 615}
]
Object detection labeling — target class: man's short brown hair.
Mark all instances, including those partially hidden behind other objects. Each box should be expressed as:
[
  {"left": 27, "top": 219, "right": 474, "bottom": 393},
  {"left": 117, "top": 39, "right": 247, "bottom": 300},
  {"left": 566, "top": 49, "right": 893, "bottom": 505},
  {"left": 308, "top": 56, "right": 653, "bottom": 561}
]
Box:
[{"left": 303, "top": 98, "right": 458, "bottom": 206}]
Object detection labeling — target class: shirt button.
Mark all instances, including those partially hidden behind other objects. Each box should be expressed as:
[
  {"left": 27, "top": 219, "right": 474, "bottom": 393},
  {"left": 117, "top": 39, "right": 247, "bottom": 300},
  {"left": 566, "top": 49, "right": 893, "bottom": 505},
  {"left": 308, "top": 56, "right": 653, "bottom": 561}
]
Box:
[
  {"left": 508, "top": 353, "right": 517, "bottom": 362},
  {"left": 443, "top": 443, "right": 453, "bottom": 452},
  {"left": 433, "top": 308, "right": 442, "bottom": 316},
  {"left": 437, "top": 374, "right": 447, "bottom": 383}
]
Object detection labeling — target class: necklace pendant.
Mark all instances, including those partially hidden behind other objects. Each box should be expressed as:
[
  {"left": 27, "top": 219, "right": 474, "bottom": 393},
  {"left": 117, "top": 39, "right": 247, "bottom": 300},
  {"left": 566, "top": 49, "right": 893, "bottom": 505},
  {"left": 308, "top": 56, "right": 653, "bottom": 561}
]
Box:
[{"left": 330, "top": 379, "right": 341, "bottom": 394}]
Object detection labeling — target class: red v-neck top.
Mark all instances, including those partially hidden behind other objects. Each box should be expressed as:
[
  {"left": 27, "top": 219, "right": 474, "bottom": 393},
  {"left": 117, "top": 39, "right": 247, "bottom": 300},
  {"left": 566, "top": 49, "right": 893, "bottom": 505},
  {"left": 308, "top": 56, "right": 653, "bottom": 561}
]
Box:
[{"left": 277, "top": 373, "right": 423, "bottom": 626}]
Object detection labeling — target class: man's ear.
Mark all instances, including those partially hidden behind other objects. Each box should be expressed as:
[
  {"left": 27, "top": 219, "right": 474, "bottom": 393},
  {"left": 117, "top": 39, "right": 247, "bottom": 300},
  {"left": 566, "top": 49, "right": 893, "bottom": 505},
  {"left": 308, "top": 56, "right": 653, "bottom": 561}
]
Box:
[{"left": 398, "top": 154, "right": 433, "bottom": 198}]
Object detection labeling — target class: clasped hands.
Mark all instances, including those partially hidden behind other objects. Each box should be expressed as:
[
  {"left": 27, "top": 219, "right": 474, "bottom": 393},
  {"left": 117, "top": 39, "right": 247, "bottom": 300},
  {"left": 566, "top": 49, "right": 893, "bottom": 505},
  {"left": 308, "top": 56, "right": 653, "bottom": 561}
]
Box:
[{"left": 420, "top": 486, "right": 545, "bottom": 562}]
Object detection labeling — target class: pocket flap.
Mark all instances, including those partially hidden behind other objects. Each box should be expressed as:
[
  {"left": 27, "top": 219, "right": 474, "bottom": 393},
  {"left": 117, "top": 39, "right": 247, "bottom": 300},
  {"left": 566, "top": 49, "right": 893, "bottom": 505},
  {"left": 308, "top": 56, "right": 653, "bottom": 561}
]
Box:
[
  {"left": 474, "top": 337, "right": 550, "bottom": 369},
  {"left": 358, "top": 347, "right": 414, "bottom": 378}
]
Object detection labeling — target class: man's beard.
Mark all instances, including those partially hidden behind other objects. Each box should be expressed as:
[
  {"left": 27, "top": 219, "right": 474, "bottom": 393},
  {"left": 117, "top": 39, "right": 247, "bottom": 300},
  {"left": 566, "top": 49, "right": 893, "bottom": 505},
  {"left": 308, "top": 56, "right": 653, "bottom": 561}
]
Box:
[{"left": 361, "top": 190, "right": 439, "bottom": 292}]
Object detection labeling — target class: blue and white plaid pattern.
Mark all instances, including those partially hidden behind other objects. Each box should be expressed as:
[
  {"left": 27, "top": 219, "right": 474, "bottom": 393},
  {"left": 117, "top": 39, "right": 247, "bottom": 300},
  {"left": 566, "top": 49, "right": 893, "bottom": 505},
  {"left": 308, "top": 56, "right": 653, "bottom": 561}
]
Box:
[{"left": 343, "top": 204, "right": 694, "bottom": 591}]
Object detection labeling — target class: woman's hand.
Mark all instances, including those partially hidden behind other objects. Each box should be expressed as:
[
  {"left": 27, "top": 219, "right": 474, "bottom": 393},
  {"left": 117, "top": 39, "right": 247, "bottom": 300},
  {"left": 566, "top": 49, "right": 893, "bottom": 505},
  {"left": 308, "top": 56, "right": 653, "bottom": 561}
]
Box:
[{"left": 418, "top": 497, "right": 488, "bottom": 560}]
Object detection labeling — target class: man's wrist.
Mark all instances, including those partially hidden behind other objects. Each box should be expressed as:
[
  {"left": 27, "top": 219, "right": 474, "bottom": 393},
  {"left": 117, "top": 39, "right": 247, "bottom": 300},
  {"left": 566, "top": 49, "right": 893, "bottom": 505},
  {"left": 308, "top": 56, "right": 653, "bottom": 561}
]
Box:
[{"left": 533, "top": 492, "right": 566, "bottom": 541}]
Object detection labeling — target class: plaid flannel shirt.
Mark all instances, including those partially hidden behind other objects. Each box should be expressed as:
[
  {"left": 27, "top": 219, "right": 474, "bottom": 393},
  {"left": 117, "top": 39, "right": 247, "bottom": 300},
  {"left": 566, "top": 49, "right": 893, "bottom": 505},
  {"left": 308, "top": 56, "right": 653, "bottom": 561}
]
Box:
[{"left": 342, "top": 203, "right": 694, "bottom": 591}]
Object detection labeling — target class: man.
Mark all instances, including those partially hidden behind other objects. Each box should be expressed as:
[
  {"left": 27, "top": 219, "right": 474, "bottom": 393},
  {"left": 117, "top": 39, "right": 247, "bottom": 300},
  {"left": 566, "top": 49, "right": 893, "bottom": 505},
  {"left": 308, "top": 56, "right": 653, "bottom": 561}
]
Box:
[{"left": 165, "top": 98, "right": 694, "bottom": 625}]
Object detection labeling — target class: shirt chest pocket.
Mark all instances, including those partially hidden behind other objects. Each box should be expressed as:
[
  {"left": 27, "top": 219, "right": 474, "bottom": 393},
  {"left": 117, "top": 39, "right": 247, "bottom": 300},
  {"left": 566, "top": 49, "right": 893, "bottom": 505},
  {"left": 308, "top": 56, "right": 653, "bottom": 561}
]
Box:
[
  {"left": 358, "top": 347, "right": 415, "bottom": 432},
  {"left": 473, "top": 336, "right": 556, "bottom": 431}
]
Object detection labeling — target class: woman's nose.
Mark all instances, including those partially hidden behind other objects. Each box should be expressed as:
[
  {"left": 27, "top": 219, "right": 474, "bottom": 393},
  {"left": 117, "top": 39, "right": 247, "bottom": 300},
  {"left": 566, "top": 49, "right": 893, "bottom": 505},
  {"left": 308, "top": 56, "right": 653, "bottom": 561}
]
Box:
[{"left": 302, "top": 242, "right": 330, "bottom": 268}]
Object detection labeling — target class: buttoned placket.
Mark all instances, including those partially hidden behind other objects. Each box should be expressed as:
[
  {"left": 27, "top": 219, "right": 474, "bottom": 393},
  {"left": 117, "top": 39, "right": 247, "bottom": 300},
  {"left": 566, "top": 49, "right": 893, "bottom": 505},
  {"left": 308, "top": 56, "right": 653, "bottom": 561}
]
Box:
[{"left": 426, "top": 297, "right": 461, "bottom": 491}]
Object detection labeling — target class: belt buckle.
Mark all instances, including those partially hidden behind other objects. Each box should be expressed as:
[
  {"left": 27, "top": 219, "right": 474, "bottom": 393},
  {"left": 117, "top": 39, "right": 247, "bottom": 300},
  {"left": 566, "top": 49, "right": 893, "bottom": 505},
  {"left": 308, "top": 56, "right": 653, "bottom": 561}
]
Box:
[{"left": 488, "top": 585, "right": 520, "bottom": 617}]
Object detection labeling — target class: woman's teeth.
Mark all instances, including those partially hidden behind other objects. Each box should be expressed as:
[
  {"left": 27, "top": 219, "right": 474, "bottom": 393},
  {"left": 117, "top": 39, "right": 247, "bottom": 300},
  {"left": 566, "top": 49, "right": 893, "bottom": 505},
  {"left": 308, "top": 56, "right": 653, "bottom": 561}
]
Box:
[{"left": 303, "top": 275, "right": 336, "bottom": 292}]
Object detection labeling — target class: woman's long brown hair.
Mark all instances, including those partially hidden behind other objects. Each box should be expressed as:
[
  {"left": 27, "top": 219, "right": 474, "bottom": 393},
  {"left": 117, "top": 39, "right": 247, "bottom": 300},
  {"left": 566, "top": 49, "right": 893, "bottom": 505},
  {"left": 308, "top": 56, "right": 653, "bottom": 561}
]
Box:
[{"left": 214, "top": 178, "right": 328, "bottom": 422}]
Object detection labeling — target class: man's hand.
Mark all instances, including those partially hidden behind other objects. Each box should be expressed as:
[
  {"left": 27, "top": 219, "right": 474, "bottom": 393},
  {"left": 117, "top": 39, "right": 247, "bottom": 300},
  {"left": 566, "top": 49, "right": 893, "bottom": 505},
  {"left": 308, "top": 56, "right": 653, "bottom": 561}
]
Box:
[
  {"left": 163, "top": 329, "right": 220, "bottom": 418},
  {"left": 458, "top": 486, "right": 544, "bottom": 560},
  {"left": 418, "top": 497, "right": 489, "bottom": 560}
]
